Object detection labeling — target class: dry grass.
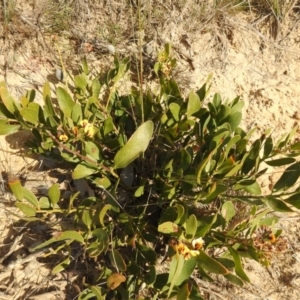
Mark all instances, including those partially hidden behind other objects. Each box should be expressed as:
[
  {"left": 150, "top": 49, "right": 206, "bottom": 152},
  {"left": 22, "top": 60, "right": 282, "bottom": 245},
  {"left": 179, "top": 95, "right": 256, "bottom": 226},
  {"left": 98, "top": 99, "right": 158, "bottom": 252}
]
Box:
[{"left": 1, "top": 1, "right": 300, "bottom": 299}]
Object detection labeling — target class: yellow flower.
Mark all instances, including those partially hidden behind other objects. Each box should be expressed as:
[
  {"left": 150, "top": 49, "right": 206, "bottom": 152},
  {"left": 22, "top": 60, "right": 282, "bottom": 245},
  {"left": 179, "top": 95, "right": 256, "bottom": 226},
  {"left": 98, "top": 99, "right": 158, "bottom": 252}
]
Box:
[
  {"left": 84, "top": 123, "right": 95, "bottom": 137},
  {"left": 190, "top": 250, "right": 200, "bottom": 257},
  {"left": 80, "top": 119, "right": 89, "bottom": 127},
  {"left": 72, "top": 126, "right": 78, "bottom": 135},
  {"left": 192, "top": 237, "right": 204, "bottom": 250},
  {"left": 59, "top": 134, "right": 68, "bottom": 142},
  {"left": 177, "top": 243, "right": 185, "bottom": 253}
]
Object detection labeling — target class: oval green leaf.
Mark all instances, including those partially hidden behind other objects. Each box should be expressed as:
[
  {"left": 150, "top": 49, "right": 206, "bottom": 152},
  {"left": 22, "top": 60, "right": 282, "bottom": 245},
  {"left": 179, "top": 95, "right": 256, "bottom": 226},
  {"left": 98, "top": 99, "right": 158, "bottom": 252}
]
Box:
[
  {"left": 57, "top": 230, "right": 84, "bottom": 243},
  {"left": 48, "top": 183, "right": 61, "bottom": 206},
  {"left": 187, "top": 91, "right": 201, "bottom": 118},
  {"left": 185, "top": 214, "right": 197, "bottom": 240},
  {"left": 0, "top": 120, "right": 20, "bottom": 135},
  {"left": 20, "top": 102, "right": 40, "bottom": 124},
  {"left": 221, "top": 201, "right": 235, "bottom": 223},
  {"left": 72, "top": 163, "right": 97, "bottom": 179},
  {"left": 23, "top": 187, "right": 39, "bottom": 208},
  {"left": 198, "top": 250, "right": 228, "bottom": 275},
  {"left": 114, "top": 120, "right": 154, "bottom": 169},
  {"left": 273, "top": 161, "right": 300, "bottom": 192},
  {"left": 158, "top": 221, "right": 180, "bottom": 235},
  {"left": 15, "top": 202, "right": 36, "bottom": 217},
  {"left": 109, "top": 249, "right": 127, "bottom": 272},
  {"left": 56, "top": 87, "right": 75, "bottom": 118}
]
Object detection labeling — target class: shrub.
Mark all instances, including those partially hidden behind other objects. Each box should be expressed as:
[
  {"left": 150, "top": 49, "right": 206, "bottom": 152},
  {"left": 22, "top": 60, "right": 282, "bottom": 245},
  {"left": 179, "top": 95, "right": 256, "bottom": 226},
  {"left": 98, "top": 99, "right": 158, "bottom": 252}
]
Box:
[{"left": 0, "top": 44, "right": 299, "bottom": 299}]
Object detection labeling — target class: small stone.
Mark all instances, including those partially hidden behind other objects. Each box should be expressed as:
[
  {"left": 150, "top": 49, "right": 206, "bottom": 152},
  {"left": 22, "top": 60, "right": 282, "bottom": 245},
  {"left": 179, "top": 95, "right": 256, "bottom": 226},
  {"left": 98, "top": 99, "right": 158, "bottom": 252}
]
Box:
[
  {"left": 55, "top": 68, "right": 63, "bottom": 81},
  {"left": 107, "top": 44, "right": 115, "bottom": 55}
]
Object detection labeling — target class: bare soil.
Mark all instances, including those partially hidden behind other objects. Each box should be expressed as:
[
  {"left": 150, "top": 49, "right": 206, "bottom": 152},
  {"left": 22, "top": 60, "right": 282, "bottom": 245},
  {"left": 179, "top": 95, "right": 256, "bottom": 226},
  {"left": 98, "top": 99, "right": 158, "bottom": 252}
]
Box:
[{"left": 1, "top": 1, "right": 300, "bottom": 299}]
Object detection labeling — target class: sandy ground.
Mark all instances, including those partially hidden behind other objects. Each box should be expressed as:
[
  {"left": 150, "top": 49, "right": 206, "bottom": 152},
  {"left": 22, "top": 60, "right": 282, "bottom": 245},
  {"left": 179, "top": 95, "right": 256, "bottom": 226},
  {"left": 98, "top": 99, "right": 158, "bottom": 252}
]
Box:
[{"left": 1, "top": 1, "right": 300, "bottom": 299}]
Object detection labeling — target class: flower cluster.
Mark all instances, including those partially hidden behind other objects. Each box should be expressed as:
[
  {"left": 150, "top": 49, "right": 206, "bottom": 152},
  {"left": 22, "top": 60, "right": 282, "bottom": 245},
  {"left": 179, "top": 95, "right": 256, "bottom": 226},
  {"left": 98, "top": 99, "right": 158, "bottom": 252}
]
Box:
[
  {"left": 170, "top": 237, "right": 204, "bottom": 260},
  {"left": 79, "top": 119, "right": 95, "bottom": 138},
  {"left": 252, "top": 225, "right": 288, "bottom": 259}
]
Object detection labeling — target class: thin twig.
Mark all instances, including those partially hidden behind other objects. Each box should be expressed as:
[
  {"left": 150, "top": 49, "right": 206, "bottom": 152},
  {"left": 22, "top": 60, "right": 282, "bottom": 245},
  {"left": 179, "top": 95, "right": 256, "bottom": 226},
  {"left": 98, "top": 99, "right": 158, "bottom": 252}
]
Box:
[{"left": 45, "top": 130, "right": 117, "bottom": 177}]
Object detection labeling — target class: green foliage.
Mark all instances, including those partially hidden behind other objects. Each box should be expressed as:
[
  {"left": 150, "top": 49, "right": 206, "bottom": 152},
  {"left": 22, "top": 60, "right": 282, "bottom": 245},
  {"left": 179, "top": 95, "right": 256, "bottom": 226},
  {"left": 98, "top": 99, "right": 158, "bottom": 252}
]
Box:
[{"left": 0, "top": 44, "right": 299, "bottom": 299}]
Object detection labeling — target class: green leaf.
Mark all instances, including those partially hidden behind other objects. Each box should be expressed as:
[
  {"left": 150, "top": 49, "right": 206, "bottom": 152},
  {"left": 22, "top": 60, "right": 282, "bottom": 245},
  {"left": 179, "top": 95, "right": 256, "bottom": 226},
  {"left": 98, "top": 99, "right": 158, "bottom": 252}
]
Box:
[
  {"left": 244, "top": 181, "right": 262, "bottom": 195},
  {"left": 93, "top": 177, "right": 111, "bottom": 189},
  {"left": 74, "top": 74, "right": 88, "bottom": 92},
  {"left": 48, "top": 183, "right": 61, "bottom": 206},
  {"left": 134, "top": 185, "right": 144, "bottom": 197},
  {"left": 145, "top": 265, "right": 156, "bottom": 285},
  {"left": 93, "top": 228, "right": 109, "bottom": 254},
  {"left": 291, "top": 141, "right": 300, "bottom": 150},
  {"left": 262, "top": 196, "right": 293, "bottom": 212},
  {"left": 8, "top": 177, "right": 23, "bottom": 201},
  {"left": 109, "top": 249, "right": 127, "bottom": 272},
  {"left": 84, "top": 141, "right": 100, "bottom": 160},
  {"left": 212, "top": 93, "right": 221, "bottom": 108},
  {"left": 90, "top": 286, "right": 104, "bottom": 300},
  {"left": 114, "top": 120, "right": 154, "bottom": 169},
  {"left": 234, "top": 179, "right": 262, "bottom": 195},
  {"left": 177, "top": 283, "right": 191, "bottom": 300},
  {"left": 113, "top": 57, "right": 130, "bottom": 83},
  {"left": 137, "top": 244, "right": 157, "bottom": 264},
  {"left": 20, "top": 102, "right": 40, "bottom": 124},
  {"left": 196, "top": 154, "right": 214, "bottom": 184},
  {"left": 221, "top": 201, "right": 235, "bottom": 223},
  {"left": 197, "top": 214, "right": 217, "bottom": 237},
  {"left": 185, "top": 214, "right": 197, "bottom": 240},
  {"left": 57, "top": 230, "right": 85, "bottom": 243},
  {"left": 82, "top": 56, "right": 89, "bottom": 74},
  {"left": 154, "top": 273, "right": 169, "bottom": 290},
  {"left": 39, "top": 196, "right": 52, "bottom": 209},
  {"left": 43, "top": 82, "right": 55, "bottom": 118},
  {"left": 103, "top": 116, "right": 114, "bottom": 136},
  {"left": 23, "top": 187, "right": 39, "bottom": 208},
  {"left": 0, "top": 86, "right": 19, "bottom": 113},
  {"left": 198, "top": 250, "right": 228, "bottom": 275},
  {"left": 224, "top": 273, "right": 244, "bottom": 286},
  {"left": 223, "top": 134, "right": 240, "bottom": 154},
  {"left": 224, "top": 112, "right": 242, "bottom": 131},
  {"left": 175, "top": 256, "right": 197, "bottom": 286},
  {"left": 99, "top": 204, "right": 112, "bottom": 227},
  {"left": 228, "top": 247, "right": 250, "bottom": 282},
  {"left": 205, "top": 184, "right": 227, "bottom": 203},
  {"left": 52, "top": 257, "right": 70, "bottom": 274},
  {"left": 158, "top": 221, "right": 180, "bottom": 235},
  {"left": 169, "top": 102, "right": 180, "bottom": 121},
  {"left": 273, "top": 162, "right": 300, "bottom": 192},
  {"left": 78, "top": 288, "right": 101, "bottom": 300},
  {"left": 15, "top": 202, "right": 36, "bottom": 217},
  {"left": 174, "top": 204, "right": 186, "bottom": 225},
  {"left": 33, "top": 231, "right": 84, "bottom": 249},
  {"left": 263, "top": 136, "right": 273, "bottom": 158},
  {"left": 168, "top": 255, "right": 185, "bottom": 298},
  {"left": 284, "top": 193, "right": 300, "bottom": 209},
  {"left": 43, "top": 81, "right": 52, "bottom": 102},
  {"left": 72, "top": 163, "right": 97, "bottom": 179},
  {"left": 71, "top": 102, "right": 83, "bottom": 123},
  {"left": 56, "top": 87, "right": 75, "bottom": 118},
  {"left": 265, "top": 157, "right": 296, "bottom": 167},
  {"left": 218, "top": 104, "right": 231, "bottom": 121},
  {"left": 187, "top": 92, "right": 201, "bottom": 118},
  {"left": 0, "top": 120, "right": 20, "bottom": 135}
]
